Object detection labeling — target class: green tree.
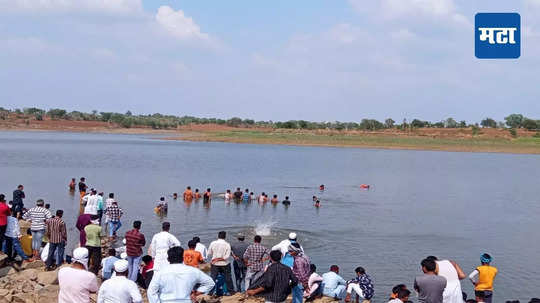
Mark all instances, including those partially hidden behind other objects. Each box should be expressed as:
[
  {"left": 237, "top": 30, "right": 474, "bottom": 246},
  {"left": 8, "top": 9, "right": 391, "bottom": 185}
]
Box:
[
  {"left": 505, "top": 114, "right": 524, "bottom": 128},
  {"left": 445, "top": 118, "right": 458, "bottom": 128},
  {"left": 480, "top": 118, "right": 497, "bottom": 128},
  {"left": 522, "top": 119, "right": 538, "bottom": 130},
  {"left": 226, "top": 117, "right": 243, "bottom": 127},
  {"left": 384, "top": 118, "right": 395, "bottom": 128},
  {"left": 47, "top": 108, "right": 67, "bottom": 120}
]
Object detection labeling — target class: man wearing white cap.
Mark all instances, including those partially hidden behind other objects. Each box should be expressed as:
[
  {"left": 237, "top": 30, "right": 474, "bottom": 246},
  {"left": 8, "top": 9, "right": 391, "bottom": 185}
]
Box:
[
  {"left": 58, "top": 247, "right": 98, "bottom": 303},
  {"left": 98, "top": 259, "right": 143, "bottom": 303},
  {"left": 272, "top": 232, "right": 304, "bottom": 256}
]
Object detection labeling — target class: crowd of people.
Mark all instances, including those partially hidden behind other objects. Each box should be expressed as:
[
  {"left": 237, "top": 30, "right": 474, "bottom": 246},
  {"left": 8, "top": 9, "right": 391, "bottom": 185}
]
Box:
[{"left": 0, "top": 180, "right": 533, "bottom": 303}]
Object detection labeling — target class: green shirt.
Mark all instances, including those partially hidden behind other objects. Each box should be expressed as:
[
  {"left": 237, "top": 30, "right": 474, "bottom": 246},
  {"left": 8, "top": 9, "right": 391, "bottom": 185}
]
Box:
[{"left": 84, "top": 224, "right": 102, "bottom": 247}]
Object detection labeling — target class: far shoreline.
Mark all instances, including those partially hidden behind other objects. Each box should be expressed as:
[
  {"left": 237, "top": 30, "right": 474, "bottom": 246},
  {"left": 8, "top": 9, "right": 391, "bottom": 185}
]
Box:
[{"left": 1, "top": 123, "right": 539, "bottom": 155}]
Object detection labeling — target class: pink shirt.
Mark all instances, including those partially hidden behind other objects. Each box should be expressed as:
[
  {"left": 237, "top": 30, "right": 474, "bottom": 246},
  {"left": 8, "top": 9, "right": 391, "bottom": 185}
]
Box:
[{"left": 58, "top": 267, "right": 98, "bottom": 303}]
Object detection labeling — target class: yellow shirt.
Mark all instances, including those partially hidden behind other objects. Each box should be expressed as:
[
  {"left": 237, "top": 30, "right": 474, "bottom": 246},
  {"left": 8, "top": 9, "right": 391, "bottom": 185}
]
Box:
[
  {"left": 476, "top": 265, "right": 498, "bottom": 291},
  {"left": 20, "top": 235, "right": 32, "bottom": 256}
]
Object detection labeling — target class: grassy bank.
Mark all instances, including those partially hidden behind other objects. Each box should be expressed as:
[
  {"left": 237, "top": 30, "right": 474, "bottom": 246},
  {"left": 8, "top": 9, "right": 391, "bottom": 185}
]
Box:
[{"left": 166, "top": 129, "right": 540, "bottom": 154}]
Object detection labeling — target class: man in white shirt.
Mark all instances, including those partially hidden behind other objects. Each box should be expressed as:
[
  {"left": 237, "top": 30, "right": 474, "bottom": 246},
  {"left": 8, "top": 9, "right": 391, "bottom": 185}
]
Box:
[
  {"left": 98, "top": 259, "right": 142, "bottom": 303},
  {"left": 272, "top": 232, "right": 304, "bottom": 255},
  {"left": 83, "top": 190, "right": 99, "bottom": 216},
  {"left": 148, "top": 222, "right": 181, "bottom": 272},
  {"left": 207, "top": 231, "right": 234, "bottom": 294},
  {"left": 193, "top": 236, "right": 207, "bottom": 260},
  {"left": 148, "top": 246, "right": 215, "bottom": 303}
]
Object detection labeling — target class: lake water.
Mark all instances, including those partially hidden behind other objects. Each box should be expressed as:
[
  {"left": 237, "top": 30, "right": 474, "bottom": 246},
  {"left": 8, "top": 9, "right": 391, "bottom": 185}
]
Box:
[{"left": 0, "top": 131, "right": 539, "bottom": 301}]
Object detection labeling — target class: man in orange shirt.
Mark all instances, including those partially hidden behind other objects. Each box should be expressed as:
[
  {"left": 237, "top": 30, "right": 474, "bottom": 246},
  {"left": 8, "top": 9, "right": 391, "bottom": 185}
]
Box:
[
  {"left": 183, "top": 186, "right": 193, "bottom": 201},
  {"left": 184, "top": 240, "right": 204, "bottom": 267}
]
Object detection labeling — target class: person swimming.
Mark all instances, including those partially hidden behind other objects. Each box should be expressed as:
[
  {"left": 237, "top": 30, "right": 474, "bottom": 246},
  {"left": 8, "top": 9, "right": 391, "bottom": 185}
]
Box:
[{"left": 314, "top": 200, "right": 320, "bottom": 207}]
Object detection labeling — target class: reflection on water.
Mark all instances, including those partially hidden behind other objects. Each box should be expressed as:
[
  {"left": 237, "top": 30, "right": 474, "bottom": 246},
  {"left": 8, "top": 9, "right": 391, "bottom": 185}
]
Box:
[{"left": 0, "top": 131, "right": 539, "bottom": 302}]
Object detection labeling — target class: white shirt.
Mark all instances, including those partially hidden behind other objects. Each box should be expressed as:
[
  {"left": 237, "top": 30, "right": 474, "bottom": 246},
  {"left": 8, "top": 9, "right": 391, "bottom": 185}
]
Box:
[
  {"left": 83, "top": 194, "right": 99, "bottom": 215},
  {"left": 97, "top": 275, "right": 142, "bottom": 303},
  {"left": 388, "top": 299, "right": 403, "bottom": 303},
  {"left": 150, "top": 231, "right": 181, "bottom": 271},
  {"left": 224, "top": 193, "right": 231, "bottom": 202},
  {"left": 195, "top": 243, "right": 208, "bottom": 260},
  {"left": 272, "top": 239, "right": 304, "bottom": 256},
  {"left": 148, "top": 263, "right": 215, "bottom": 303},
  {"left": 207, "top": 239, "right": 231, "bottom": 266}
]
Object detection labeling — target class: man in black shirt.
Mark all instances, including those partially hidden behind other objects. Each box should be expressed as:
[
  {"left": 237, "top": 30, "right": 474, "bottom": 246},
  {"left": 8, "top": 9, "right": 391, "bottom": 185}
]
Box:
[
  {"left": 247, "top": 250, "right": 297, "bottom": 303},
  {"left": 233, "top": 187, "right": 243, "bottom": 202},
  {"left": 12, "top": 184, "right": 25, "bottom": 217},
  {"left": 282, "top": 196, "right": 291, "bottom": 206}
]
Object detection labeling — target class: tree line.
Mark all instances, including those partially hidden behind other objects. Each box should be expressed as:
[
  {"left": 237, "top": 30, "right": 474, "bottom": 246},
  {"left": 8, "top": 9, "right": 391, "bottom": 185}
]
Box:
[{"left": 0, "top": 107, "right": 538, "bottom": 131}]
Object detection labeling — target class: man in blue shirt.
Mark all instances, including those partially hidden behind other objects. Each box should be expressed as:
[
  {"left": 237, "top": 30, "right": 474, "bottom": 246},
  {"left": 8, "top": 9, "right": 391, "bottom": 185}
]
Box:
[
  {"left": 148, "top": 246, "right": 215, "bottom": 303},
  {"left": 322, "top": 265, "right": 347, "bottom": 299}
]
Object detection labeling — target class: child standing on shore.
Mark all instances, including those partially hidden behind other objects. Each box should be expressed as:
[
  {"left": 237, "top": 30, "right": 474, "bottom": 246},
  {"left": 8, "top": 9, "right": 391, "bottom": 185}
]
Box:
[{"left": 469, "top": 253, "right": 498, "bottom": 303}]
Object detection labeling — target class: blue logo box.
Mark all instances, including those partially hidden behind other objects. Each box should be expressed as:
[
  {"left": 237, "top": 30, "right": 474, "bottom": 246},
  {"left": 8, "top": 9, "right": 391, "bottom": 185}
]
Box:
[{"left": 475, "top": 13, "right": 520, "bottom": 59}]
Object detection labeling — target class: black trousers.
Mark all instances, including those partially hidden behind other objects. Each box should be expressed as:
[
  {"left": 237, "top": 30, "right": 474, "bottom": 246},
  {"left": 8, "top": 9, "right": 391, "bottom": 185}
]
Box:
[
  {"left": 86, "top": 246, "right": 102, "bottom": 275},
  {"left": 233, "top": 260, "right": 247, "bottom": 292},
  {"left": 0, "top": 225, "right": 6, "bottom": 254},
  {"left": 211, "top": 264, "right": 235, "bottom": 294}
]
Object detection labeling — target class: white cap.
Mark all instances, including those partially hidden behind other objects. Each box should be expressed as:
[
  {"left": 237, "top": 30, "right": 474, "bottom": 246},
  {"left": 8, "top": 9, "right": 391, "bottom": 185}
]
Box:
[
  {"left": 114, "top": 259, "right": 129, "bottom": 272},
  {"left": 122, "top": 238, "right": 127, "bottom": 245},
  {"left": 120, "top": 252, "right": 127, "bottom": 259},
  {"left": 73, "top": 247, "right": 89, "bottom": 269},
  {"left": 289, "top": 232, "right": 297, "bottom": 240}
]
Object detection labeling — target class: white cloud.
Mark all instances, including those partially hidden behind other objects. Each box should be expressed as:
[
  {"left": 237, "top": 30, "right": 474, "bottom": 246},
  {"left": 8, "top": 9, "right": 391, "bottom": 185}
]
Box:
[
  {"left": 381, "top": 0, "right": 455, "bottom": 18},
  {"left": 0, "top": 0, "right": 143, "bottom": 14},
  {"left": 155, "top": 6, "right": 210, "bottom": 42}
]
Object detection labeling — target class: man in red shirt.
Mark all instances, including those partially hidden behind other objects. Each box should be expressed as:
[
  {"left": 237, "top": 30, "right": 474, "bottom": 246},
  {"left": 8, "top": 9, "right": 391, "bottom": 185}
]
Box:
[
  {"left": 0, "top": 194, "right": 12, "bottom": 249},
  {"left": 124, "top": 220, "right": 146, "bottom": 281}
]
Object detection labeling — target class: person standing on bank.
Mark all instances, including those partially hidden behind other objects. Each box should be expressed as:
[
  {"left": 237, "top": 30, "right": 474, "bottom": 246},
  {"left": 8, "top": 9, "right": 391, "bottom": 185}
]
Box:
[
  {"left": 23, "top": 199, "right": 52, "bottom": 260},
  {"left": 12, "top": 185, "right": 25, "bottom": 217},
  {"left": 45, "top": 209, "right": 67, "bottom": 271},
  {"left": 125, "top": 220, "right": 146, "bottom": 282},
  {"left": 231, "top": 233, "right": 249, "bottom": 292},
  {"left": 208, "top": 231, "right": 234, "bottom": 295}
]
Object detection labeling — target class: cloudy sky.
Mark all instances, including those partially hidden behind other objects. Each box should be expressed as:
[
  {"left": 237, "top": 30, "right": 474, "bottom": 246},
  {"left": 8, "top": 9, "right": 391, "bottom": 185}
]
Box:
[{"left": 0, "top": 0, "right": 538, "bottom": 122}]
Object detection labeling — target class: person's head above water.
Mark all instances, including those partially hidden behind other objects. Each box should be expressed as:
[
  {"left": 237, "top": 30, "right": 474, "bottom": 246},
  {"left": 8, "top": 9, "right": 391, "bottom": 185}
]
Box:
[
  {"left": 285, "top": 196, "right": 289, "bottom": 200},
  {"left": 273, "top": 194, "right": 277, "bottom": 198},
  {"left": 160, "top": 197, "right": 165, "bottom": 201},
  {"left": 481, "top": 253, "right": 492, "bottom": 265},
  {"left": 162, "top": 222, "right": 171, "bottom": 232},
  {"left": 421, "top": 258, "right": 437, "bottom": 273},
  {"left": 206, "top": 188, "right": 211, "bottom": 192}
]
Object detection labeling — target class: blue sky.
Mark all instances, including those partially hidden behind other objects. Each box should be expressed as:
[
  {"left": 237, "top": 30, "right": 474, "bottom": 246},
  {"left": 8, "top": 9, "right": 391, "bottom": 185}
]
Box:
[{"left": 0, "top": 0, "right": 538, "bottom": 122}]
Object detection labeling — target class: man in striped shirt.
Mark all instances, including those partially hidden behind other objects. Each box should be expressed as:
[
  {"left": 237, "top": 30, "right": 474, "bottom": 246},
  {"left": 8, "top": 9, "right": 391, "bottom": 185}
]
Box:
[
  {"left": 45, "top": 209, "right": 67, "bottom": 270},
  {"left": 105, "top": 201, "right": 123, "bottom": 240},
  {"left": 23, "top": 199, "right": 52, "bottom": 260},
  {"left": 125, "top": 220, "right": 146, "bottom": 281}
]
